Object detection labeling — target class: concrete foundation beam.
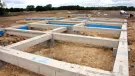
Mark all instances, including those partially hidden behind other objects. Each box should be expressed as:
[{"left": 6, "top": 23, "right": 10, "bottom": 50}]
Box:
[
  {"left": 6, "top": 25, "right": 28, "bottom": 29},
  {"left": 46, "top": 27, "right": 67, "bottom": 33},
  {"left": 121, "top": 23, "right": 127, "bottom": 31},
  {"left": 5, "top": 28, "right": 44, "bottom": 37},
  {"left": 28, "top": 23, "right": 61, "bottom": 29},
  {"left": 74, "top": 23, "right": 85, "bottom": 27},
  {"left": 89, "top": 18, "right": 126, "bottom": 23},
  {"left": 48, "top": 20, "right": 85, "bottom": 23},
  {"left": 72, "top": 17, "right": 125, "bottom": 23},
  {"left": 113, "top": 23, "right": 128, "bottom": 76},
  {"left": 6, "top": 34, "right": 52, "bottom": 50},
  {"left": 73, "top": 26, "right": 121, "bottom": 35},
  {"left": 53, "top": 33, "right": 119, "bottom": 48},
  {"left": 113, "top": 41, "right": 128, "bottom": 76},
  {"left": 87, "top": 21, "right": 123, "bottom": 26},
  {"left": 0, "top": 46, "right": 113, "bottom": 76}
]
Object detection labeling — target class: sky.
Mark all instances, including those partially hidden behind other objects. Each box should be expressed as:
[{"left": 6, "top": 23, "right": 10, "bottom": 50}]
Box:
[{"left": 2, "top": 0, "right": 135, "bottom": 8}]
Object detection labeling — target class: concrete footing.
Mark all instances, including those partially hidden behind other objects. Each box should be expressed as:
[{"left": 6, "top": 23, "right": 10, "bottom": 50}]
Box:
[
  {"left": 0, "top": 17, "right": 129, "bottom": 76},
  {"left": 0, "top": 60, "right": 2, "bottom": 68},
  {"left": 0, "top": 60, "right": 6, "bottom": 69},
  {"left": 47, "top": 38, "right": 56, "bottom": 48},
  {"left": 67, "top": 27, "right": 73, "bottom": 34}
]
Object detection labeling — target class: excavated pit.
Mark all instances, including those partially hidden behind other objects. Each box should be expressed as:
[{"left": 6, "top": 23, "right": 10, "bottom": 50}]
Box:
[{"left": 23, "top": 41, "right": 114, "bottom": 71}]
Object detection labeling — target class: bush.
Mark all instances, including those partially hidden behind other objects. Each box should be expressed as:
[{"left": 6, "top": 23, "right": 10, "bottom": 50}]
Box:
[{"left": 9, "top": 8, "right": 24, "bottom": 12}]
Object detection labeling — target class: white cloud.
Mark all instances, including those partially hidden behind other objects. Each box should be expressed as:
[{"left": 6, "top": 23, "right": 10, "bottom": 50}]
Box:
[{"left": 2, "top": 0, "right": 135, "bottom": 8}]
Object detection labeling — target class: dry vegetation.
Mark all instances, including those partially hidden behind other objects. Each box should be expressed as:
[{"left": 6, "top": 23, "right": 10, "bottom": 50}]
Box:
[{"left": 24, "top": 41, "right": 114, "bottom": 71}]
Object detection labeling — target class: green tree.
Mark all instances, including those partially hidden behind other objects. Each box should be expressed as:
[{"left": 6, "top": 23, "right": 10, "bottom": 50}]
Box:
[
  {"left": 128, "top": 6, "right": 135, "bottom": 11},
  {"left": 26, "top": 5, "right": 35, "bottom": 11},
  {"left": 36, "top": 6, "right": 44, "bottom": 11},
  {"left": 45, "top": 4, "right": 52, "bottom": 10}
]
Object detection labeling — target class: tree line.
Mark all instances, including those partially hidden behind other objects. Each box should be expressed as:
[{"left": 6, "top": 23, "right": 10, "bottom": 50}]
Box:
[{"left": 1, "top": 4, "right": 135, "bottom": 15}]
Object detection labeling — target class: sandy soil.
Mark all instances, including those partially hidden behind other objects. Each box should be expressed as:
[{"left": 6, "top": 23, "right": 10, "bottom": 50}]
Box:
[
  {"left": 0, "top": 34, "right": 28, "bottom": 46},
  {"left": 1, "top": 10, "right": 133, "bottom": 28},
  {"left": 0, "top": 64, "right": 43, "bottom": 76},
  {"left": 128, "top": 17, "right": 135, "bottom": 76},
  {"left": 75, "top": 31, "right": 119, "bottom": 39},
  {"left": 24, "top": 41, "right": 114, "bottom": 71},
  {"left": 0, "top": 11, "right": 71, "bottom": 28}
]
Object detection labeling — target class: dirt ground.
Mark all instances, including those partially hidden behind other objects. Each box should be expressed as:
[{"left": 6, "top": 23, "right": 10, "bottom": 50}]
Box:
[
  {"left": 0, "top": 10, "right": 133, "bottom": 28},
  {"left": 24, "top": 41, "right": 114, "bottom": 71},
  {"left": 0, "top": 11, "right": 71, "bottom": 28},
  {"left": 128, "top": 17, "right": 135, "bottom": 76},
  {"left": 0, "top": 10, "right": 134, "bottom": 76},
  {"left": 0, "top": 64, "right": 43, "bottom": 76},
  {"left": 0, "top": 34, "right": 28, "bottom": 46}
]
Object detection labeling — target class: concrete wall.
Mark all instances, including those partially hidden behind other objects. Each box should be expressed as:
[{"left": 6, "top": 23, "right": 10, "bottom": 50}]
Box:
[
  {"left": 71, "top": 17, "right": 126, "bottom": 23},
  {"left": 91, "top": 18, "right": 126, "bottom": 23},
  {"left": 113, "top": 23, "right": 128, "bottom": 76},
  {"left": 48, "top": 20, "right": 85, "bottom": 24},
  {"left": 53, "top": 33, "right": 119, "bottom": 48},
  {"left": 5, "top": 28, "right": 44, "bottom": 37},
  {"left": 28, "top": 23, "right": 61, "bottom": 29},
  {"left": 6, "top": 34, "right": 52, "bottom": 50},
  {"left": 87, "top": 21, "right": 123, "bottom": 26},
  {"left": 74, "top": 23, "right": 86, "bottom": 27},
  {"left": 6, "top": 25, "right": 28, "bottom": 29},
  {"left": 73, "top": 26, "right": 121, "bottom": 35},
  {"left": 46, "top": 27, "right": 67, "bottom": 33}
]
